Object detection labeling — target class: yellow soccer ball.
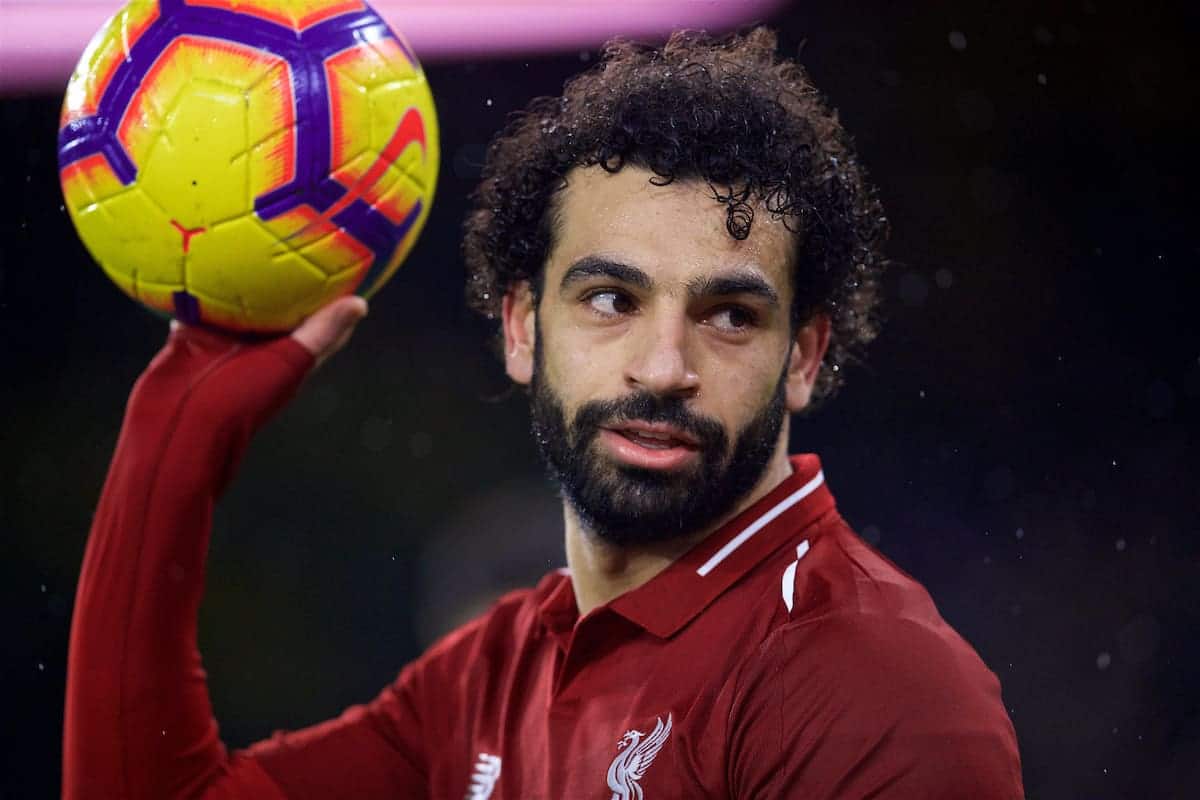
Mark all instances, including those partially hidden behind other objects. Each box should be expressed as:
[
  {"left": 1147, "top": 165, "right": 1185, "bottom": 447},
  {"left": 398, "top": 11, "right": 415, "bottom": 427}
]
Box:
[{"left": 58, "top": 0, "right": 439, "bottom": 334}]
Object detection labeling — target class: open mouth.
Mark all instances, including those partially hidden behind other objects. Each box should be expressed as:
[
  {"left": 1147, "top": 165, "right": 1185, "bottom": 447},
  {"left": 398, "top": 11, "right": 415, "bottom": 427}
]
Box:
[
  {"left": 597, "top": 422, "right": 702, "bottom": 471},
  {"left": 614, "top": 427, "right": 697, "bottom": 450}
]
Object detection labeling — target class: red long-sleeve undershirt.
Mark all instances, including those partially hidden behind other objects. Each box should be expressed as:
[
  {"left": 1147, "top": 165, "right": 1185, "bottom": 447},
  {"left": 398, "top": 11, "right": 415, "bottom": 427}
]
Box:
[{"left": 63, "top": 326, "right": 315, "bottom": 798}]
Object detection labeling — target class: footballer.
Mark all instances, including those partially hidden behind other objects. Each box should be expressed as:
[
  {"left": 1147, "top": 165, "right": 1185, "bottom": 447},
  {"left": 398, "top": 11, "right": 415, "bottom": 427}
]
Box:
[{"left": 64, "top": 28, "right": 1024, "bottom": 799}]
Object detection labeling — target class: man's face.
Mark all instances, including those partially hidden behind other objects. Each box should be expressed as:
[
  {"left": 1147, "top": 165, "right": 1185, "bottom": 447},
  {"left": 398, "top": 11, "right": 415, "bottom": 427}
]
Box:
[{"left": 505, "top": 166, "right": 819, "bottom": 545}]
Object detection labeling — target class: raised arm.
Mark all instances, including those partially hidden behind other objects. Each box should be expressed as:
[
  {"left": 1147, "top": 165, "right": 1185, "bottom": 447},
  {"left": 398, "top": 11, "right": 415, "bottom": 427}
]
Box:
[{"left": 63, "top": 298, "right": 429, "bottom": 798}]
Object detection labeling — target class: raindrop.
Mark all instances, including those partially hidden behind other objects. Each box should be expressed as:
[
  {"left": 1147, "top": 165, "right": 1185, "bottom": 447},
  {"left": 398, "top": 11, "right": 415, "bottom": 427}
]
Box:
[
  {"left": 1015, "top": 528, "right": 1025, "bottom": 540},
  {"left": 485, "top": 98, "right": 493, "bottom": 107},
  {"left": 948, "top": 31, "right": 968, "bottom": 51},
  {"left": 1037, "top": 73, "right": 1048, "bottom": 85},
  {"left": 1096, "top": 652, "right": 1112, "bottom": 670},
  {"left": 1033, "top": 25, "right": 1055, "bottom": 46},
  {"left": 935, "top": 268, "right": 953, "bottom": 288},
  {"left": 1115, "top": 538, "right": 1127, "bottom": 552}
]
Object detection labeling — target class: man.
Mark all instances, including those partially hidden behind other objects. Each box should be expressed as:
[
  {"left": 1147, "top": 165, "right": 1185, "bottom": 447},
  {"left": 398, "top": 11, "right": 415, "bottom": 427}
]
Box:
[{"left": 64, "top": 28, "right": 1023, "bottom": 798}]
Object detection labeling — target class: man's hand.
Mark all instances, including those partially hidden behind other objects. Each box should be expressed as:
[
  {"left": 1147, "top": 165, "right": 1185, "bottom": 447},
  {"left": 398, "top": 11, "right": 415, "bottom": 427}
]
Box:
[{"left": 290, "top": 295, "right": 369, "bottom": 369}]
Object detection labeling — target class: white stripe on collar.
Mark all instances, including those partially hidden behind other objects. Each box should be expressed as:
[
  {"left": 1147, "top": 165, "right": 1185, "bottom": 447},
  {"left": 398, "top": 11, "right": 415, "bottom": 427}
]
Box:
[{"left": 695, "top": 471, "right": 825, "bottom": 577}]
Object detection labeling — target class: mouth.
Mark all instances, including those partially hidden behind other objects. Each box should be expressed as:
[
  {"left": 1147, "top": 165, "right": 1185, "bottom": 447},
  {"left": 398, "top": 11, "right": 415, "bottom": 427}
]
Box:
[
  {"left": 598, "top": 422, "right": 701, "bottom": 470},
  {"left": 609, "top": 422, "right": 699, "bottom": 450}
]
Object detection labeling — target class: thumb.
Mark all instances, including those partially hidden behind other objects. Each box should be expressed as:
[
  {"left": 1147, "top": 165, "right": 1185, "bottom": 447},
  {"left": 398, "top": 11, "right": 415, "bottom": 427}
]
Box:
[{"left": 291, "top": 295, "right": 369, "bottom": 368}]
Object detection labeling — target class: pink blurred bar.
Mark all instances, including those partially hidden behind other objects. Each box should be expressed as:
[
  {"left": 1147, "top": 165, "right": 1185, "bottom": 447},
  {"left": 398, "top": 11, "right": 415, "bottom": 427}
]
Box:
[{"left": 0, "top": 0, "right": 788, "bottom": 93}]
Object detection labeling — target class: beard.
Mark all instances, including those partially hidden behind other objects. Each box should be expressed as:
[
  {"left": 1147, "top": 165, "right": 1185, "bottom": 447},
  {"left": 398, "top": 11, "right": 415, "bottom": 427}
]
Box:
[{"left": 529, "top": 341, "right": 787, "bottom": 547}]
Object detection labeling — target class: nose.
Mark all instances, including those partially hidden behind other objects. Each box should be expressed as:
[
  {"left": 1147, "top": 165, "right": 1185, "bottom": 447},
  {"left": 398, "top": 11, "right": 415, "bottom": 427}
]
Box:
[{"left": 624, "top": 312, "right": 700, "bottom": 398}]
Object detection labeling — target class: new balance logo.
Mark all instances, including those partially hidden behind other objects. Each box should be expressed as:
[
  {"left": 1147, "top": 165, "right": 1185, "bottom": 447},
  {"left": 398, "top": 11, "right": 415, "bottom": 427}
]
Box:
[{"left": 465, "top": 752, "right": 501, "bottom": 799}]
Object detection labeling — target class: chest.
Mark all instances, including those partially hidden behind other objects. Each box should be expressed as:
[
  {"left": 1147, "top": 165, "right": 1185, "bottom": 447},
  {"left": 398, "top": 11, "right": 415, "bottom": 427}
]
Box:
[{"left": 427, "top": 623, "right": 736, "bottom": 800}]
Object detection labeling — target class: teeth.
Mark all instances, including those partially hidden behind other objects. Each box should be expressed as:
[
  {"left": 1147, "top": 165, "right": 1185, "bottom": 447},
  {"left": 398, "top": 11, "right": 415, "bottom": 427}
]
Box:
[{"left": 623, "top": 430, "right": 679, "bottom": 449}]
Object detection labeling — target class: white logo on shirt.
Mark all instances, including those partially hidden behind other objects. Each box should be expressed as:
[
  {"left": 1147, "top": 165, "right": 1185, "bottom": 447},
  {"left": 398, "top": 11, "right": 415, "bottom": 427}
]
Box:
[
  {"left": 465, "top": 752, "right": 501, "bottom": 799},
  {"left": 606, "top": 714, "right": 672, "bottom": 800}
]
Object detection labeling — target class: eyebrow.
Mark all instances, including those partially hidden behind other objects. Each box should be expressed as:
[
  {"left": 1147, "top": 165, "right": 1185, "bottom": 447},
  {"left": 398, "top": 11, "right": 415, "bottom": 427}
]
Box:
[
  {"left": 687, "top": 271, "right": 780, "bottom": 308},
  {"left": 558, "top": 257, "right": 780, "bottom": 308},
  {"left": 559, "top": 257, "right": 652, "bottom": 291}
]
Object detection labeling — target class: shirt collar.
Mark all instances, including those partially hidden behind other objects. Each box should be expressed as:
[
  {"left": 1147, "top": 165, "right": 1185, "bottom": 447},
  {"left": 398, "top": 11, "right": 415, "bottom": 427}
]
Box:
[{"left": 607, "top": 453, "right": 835, "bottom": 638}]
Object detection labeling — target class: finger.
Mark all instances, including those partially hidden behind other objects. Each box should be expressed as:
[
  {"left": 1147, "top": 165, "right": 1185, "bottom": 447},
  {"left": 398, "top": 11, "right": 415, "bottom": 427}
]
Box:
[{"left": 291, "top": 295, "right": 369, "bottom": 366}]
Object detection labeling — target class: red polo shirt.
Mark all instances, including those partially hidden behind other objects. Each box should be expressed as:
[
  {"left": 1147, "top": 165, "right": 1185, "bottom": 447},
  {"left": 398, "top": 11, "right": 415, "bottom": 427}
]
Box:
[{"left": 64, "top": 327, "right": 1024, "bottom": 799}]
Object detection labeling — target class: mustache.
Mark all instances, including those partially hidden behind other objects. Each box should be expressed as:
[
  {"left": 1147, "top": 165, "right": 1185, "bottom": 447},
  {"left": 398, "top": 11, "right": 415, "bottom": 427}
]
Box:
[{"left": 571, "top": 391, "right": 727, "bottom": 450}]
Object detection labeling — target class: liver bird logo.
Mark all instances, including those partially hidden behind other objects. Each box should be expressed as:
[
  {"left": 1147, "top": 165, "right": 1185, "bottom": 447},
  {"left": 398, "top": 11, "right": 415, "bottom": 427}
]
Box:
[{"left": 606, "top": 713, "right": 673, "bottom": 800}]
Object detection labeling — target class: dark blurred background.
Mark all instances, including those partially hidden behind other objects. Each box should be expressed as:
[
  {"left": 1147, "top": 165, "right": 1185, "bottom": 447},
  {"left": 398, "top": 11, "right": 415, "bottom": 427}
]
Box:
[{"left": 3, "top": 0, "right": 1198, "bottom": 797}]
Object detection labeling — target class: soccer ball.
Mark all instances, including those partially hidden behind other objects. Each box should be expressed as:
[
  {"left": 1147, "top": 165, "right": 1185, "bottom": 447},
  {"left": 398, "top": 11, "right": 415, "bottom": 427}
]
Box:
[{"left": 58, "top": 0, "right": 439, "bottom": 334}]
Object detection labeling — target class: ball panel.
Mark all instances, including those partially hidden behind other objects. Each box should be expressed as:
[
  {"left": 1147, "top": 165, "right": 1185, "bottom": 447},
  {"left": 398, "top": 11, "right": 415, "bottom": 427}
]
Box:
[
  {"left": 183, "top": 0, "right": 368, "bottom": 32},
  {"left": 258, "top": 205, "right": 332, "bottom": 249},
  {"left": 61, "top": 0, "right": 160, "bottom": 127},
  {"left": 244, "top": 62, "right": 297, "bottom": 199},
  {"left": 137, "top": 80, "right": 251, "bottom": 226},
  {"left": 295, "top": 228, "right": 374, "bottom": 278},
  {"left": 74, "top": 187, "right": 182, "bottom": 300},
  {"left": 327, "top": 77, "right": 371, "bottom": 189},
  {"left": 61, "top": 153, "right": 129, "bottom": 215},
  {"left": 187, "top": 215, "right": 330, "bottom": 331},
  {"left": 256, "top": 206, "right": 373, "bottom": 279}
]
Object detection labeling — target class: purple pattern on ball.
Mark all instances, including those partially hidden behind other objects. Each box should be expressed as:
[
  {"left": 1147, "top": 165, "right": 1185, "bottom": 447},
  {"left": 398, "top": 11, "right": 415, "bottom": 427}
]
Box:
[{"left": 172, "top": 289, "right": 201, "bottom": 325}]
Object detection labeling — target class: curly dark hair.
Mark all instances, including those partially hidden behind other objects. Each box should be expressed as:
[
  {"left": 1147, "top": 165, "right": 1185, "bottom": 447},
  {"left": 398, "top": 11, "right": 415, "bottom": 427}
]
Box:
[{"left": 462, "top": 27, "right": 889, "bottom": 403}]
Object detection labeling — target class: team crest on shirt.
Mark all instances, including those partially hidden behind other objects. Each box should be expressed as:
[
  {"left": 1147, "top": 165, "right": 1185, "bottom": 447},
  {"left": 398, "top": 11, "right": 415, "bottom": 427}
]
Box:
[
  {"left": 606, "top": 713, "right": 673, "bottom": 800},
  {"left": 465, "top": 752, "right": 501, "bottom": 799}
]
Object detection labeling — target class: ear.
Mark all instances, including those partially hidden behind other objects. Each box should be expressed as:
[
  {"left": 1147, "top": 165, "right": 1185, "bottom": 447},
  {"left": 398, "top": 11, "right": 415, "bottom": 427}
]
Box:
[
  {"left": 784, "top": 313, "right": 832, "bottom": 412},
  {"left": 501, "top": 282, "right": 537, "bottom": 385}
]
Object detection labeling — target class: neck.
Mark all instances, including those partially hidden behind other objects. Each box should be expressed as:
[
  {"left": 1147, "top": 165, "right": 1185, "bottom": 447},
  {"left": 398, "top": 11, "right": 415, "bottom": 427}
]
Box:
[{"left": 564, "top": 441, "right": 795, "bottom": 617}]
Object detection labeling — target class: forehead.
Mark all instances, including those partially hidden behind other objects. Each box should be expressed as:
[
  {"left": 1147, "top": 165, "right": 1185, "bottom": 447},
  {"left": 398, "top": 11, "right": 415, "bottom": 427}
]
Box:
[{"left": 546, "top": 166, "right": 795, "bottom": 292}]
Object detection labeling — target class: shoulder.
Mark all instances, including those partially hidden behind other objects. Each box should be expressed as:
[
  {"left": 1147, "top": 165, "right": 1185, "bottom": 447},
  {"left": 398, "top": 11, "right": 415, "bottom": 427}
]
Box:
[
  {"left": 745, "top": 516, "right": 1007, "bottom": 724},
  {"left": 725, "top": 520, "right": 1023, "bottom": 797}
]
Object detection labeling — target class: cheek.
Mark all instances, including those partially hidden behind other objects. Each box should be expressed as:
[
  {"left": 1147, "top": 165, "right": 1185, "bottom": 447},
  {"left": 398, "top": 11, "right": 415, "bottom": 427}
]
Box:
[
  {"left": 542, "top": 322, "right": 618, "bottom": 407},
  {"left": 704, "top": 346, "right": 788, "bottom": 425}
]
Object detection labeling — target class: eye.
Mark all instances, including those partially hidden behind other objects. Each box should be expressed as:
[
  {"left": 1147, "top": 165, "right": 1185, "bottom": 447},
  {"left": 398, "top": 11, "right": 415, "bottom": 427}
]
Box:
[
  {"left": 585, "top": 289, "right": 636, "bottom": 316},
  {"left": 708, "top": 305, "right": 758, "bottom": 333}
]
